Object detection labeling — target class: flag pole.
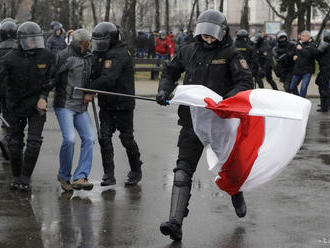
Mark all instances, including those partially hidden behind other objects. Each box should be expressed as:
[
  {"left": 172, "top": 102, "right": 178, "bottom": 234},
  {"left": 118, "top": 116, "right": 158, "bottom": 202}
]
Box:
[{"left": 74, "top": 87, "right": 157, "bottom": 102}]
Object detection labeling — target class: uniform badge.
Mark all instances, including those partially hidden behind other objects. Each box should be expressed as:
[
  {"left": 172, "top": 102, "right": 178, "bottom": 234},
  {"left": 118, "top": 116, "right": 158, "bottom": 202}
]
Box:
[
  {"left": 239, "top": 59, "right": 249, "bottom": 69},
  {"left": 98, "top": 58, "right": 103, "bottom": 63},
  {"left": 104, "top": 60, "right": 112, "bottom": 69},
  {"left": 211, "top": 59, "right": 226, "bottom": 64},
  {"left": 37, "top": 64, "right": 47, "bottom": 69},
  {"left": 263, "top": 52, "right": 268, "bottom": 56},
  {"left": 236, "top": 47, "right": 247, "bottom": 51}
]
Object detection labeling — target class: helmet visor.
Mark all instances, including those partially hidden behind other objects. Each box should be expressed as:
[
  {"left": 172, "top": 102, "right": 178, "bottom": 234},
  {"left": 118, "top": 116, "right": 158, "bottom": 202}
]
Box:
[
  {"left": 91, "top": 38, "right": 109, "bottom": 52},
  {"left": 194, "top": 22, "right": 225, "bottom": 41},
  {"left": 20, "top": 36, "right": 44, "bottom": 50}
]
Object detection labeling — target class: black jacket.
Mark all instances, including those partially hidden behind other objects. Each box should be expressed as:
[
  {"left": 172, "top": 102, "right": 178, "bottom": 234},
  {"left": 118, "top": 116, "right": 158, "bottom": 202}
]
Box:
[
  {"left": 273, "top": 40, "right": 295, "bottom": 78},
  {"left": 0, "top": 39, "right": 17, "bottom": 96},
  {"left": 255, "top": 39, "right": 274, "bottom": 70},
  {"left": 0, "top": 48, "right": 55, "bottom": 116},
  {"left": 91, "top": 41, "right": 135, "bottom": 110},
  {"left": 234, "top": 38, "right": 258, "bottom": 76},
  {"left": 46, "top": 34, "right": 67, "bottom": 54},
  {"left": 316, "top": 42, "right": 330, "bottom": 86},
  {"left": 159, "top": 36, "right": 253, "bottom": 127},
  {"left": 293, "top": 40, "right": 317, "bottom": 75}
]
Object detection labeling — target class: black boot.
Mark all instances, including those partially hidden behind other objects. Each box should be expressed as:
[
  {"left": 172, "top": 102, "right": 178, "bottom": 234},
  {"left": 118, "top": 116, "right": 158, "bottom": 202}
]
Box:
[
  {"left": 160, "top": 169, "right": 191, "bottom": 241},
  {"left": 124, "top": 170, "right": 142, "bottom": 186},
  {"left": 231, "top": 192, "right": 247, "bottom": 218},
  {"left": 101, "top": 173, "right": 116, "bottom": 186}
]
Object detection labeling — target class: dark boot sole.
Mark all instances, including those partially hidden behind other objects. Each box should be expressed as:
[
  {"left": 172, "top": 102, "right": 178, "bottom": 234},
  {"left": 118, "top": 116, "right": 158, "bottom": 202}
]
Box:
[
  {"left": 160, "top": 223, "right": 182, "bottom": 241},
  {"left": 72, "top": 185, "right": 94, "bottom": 191}
]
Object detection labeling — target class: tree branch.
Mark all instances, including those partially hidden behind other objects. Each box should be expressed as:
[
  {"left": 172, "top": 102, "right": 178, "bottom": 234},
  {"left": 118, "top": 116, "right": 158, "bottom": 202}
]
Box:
[{"left": 264, "top": 0, "right": 286, "bottom": 19}]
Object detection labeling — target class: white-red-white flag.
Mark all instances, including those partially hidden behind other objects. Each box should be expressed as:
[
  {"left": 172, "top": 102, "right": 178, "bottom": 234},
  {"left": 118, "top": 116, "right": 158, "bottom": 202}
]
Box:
[{"left": 170, "top": 85, "right": 311, "bottom": 196}]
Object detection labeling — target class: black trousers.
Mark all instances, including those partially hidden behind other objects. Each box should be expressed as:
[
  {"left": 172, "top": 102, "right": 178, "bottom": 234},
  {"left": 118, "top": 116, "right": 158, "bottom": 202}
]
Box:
[
  {"left": 7, "top": 109, "right": 45, "bottom": 183},
  {"left": 98, "top": 109, "right": 142, "bottom": 175},
  {"left": 256, "top": 67, "right": 278, "bottom": 90},
  {"left": 175, "top": 127, "right": 204, "bottom": 176}
]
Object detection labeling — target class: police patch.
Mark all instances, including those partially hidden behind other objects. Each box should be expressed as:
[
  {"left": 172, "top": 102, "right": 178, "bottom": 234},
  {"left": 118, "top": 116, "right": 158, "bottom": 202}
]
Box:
[
  {"left": 239, "top": 59, "right": 249, "bottom": 69},
  {"left": 104, "top": 60, "right": 112, "bottom": 69},
  {"left": 236, "top": 47, "right": 247, "bottom": 51},
  {"left": 98, "top": 58, "right": 103, "bottom": 62},
  {"left": 37, "top": 64, "right": 47, "bottom": 69},
  {"left": 211, "top": 59, "right": 226, "bottom": 64}
]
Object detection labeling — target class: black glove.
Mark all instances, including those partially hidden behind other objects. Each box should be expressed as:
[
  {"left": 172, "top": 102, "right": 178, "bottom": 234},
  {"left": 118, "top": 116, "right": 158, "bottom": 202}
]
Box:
[{"left": 156, "top": 90, "right": 170, "bottom": 106}]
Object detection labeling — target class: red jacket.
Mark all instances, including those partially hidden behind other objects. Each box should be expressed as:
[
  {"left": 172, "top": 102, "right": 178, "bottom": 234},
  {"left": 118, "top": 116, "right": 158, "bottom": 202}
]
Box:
[
  {"left": 166, "top": 34, "right": 175, "bottom": 56},
  {"left": 155, "top": 37, "right": 169, "bottom": 55}
]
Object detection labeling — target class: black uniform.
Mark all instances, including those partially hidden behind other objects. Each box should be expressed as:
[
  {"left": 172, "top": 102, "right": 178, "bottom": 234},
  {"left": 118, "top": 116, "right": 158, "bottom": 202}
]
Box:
[
  {"left": 316, "top": 38, "right": 330, "bottom": 112},
  {"left": 234, "top": 38, "right": 258, "bottom": 87},
  {"left": 0, "top": 22, "right": 55, "bottom": 191},
  {"left": 157, "top": 10, "right": 253, "bottom": 242},
  {"left": 91, "top": 22, "right": 142, "bottom": 186},
  {"left": 273, "top": 35, "right": 295, "bottom": 92},
  {"left": 255, "top": 37, "right": 278, "bottom": 89}
]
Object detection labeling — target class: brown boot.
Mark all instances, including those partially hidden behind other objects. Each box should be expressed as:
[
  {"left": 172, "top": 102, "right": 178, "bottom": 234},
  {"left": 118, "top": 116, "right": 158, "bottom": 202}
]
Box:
[
  {"left": 57, "top": 175, "right": 73, "bottom": 192},
  {"left": 72, "top": 178, "right": 93, "bottom": 191}
]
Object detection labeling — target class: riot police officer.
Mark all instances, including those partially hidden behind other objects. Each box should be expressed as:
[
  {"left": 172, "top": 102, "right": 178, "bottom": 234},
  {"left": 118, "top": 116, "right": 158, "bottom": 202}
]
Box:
[
  {"left": 273, "top": 31, "right": 295, "bottom": 92},
  {"left": 0, "top": 20, "right": 18, "bottom": 160},
  {"left": 234, "top": 29, "right": 258, "bottom": 87},
  {"left": 254, "top": 33, "right": 278, "bottom": 90},
  {"left": 91, "top": 22, "right": 143, "bottom": 186},
  {"left": 316, "top": 30, "right": 330, "bottom": 112},
  {"left": 156, "top": 10, "right": 253, "bottom": 241},
  {"left": 0, "top": 21, "right": 55, "bottom": 191}
]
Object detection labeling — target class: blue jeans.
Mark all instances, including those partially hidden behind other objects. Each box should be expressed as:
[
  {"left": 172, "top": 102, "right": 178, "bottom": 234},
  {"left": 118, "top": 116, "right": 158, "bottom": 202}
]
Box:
[
  {"left": 55, "top": 108, "right": 95, "bottom": 181},
  {"left": 290, "top": 73, "right": 312, "bottom": 98}
]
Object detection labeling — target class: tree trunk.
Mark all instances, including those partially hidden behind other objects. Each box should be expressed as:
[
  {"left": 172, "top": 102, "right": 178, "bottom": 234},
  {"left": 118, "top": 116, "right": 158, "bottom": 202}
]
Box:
[
  {"left": 219, "top": 0, "right": 224, "bottom": 12},
  {"left": 188, "top": 0, "right": 198, "bottom": 31},
  {"left": 165, "top": 0, "right": 169, "bottom": 33},
  {"left": 90, "top": 0, "right": 97, "bottom": 27},
  {"left": 196, "top": 0, "right": 200, "bottom": 19},
  {"left": 240, "top": 0, "right": 249, "bottom": 30},
  {"left": 296, "top": 1, "right": 306, "bottom": 33},
  {"left": 316, "top": 7, "right": 330, "bottom": 42},
  {"left": 305, "top": 3, "right": 311, "bottom": 31},
  {"left": 283, "top": 3, "right": 296, "bottom": 37},
  {"left": 205, "top": 0, "right": 209, "bottom": 10},
  {"left": 121, "top": 0, "right": 137, "bottom": 54},
  {"left": 154, "top": 0, "right": 160, "bottom": 32},
  {"left": 104, "top": 0, "right": 111, "bottom": 22}
]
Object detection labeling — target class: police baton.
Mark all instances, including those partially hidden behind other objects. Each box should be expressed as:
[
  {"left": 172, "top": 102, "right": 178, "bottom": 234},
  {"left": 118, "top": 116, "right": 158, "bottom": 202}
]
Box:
[
  {"left": 91, "top": 98, "right": 101, "bottom": 140},
  {"left": 74, "top": 87, "right": 158, "bottom": 102},
  {"left": 0, "top": 114, "right": 9, "bottom": 128}
]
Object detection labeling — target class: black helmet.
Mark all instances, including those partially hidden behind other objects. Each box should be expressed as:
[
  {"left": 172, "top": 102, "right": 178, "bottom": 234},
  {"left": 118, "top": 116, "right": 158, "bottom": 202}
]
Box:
[
  {"left": 17, "top": 21, "right": 44, "bottom": 50},
  {"left": 1, "top": 18, "right": 16, "bottom": 25},
  {"left": 323, "top": 30, "right": 330, "bottom": 43},
  {"left": 194, "top": 10, "right": 228, "bottom": 41},
  {"left": 276, "top": 31, "right": 288, "bottom": 42},
  {"left": 50, "top": 21, "right": 62, "bottom": 30},
  {"left": 0, "top": 21, "right": 17, "bottom": 40},
  {"left": 236, "top": 29, "right": 249, "bottom": 40},
  {"left": 254, "top": 32, "right": 264, "bottom": 44},
  {"left": 91, "top": 22, "right": 119, "bottom": 51}
]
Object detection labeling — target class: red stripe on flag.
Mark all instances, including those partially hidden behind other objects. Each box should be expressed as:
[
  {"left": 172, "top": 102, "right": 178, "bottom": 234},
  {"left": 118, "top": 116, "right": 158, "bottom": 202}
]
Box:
[
  {"left": 216, "top": 116, "right": 265, "bottom": 195},
  {"left": 204, "top": 90, "right": 265, "bottom": 195}
]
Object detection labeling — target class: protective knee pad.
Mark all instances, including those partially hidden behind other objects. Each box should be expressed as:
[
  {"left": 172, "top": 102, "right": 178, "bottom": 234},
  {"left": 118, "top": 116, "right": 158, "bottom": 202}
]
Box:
[{"left": 173, "top": 170, "right": 192, "bottom": 188}]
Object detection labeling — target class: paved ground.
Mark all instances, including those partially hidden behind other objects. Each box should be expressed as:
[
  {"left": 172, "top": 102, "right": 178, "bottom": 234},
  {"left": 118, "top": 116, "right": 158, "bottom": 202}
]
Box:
[{"left": 0, "top": 78, "right": 329, "bottom": 248}]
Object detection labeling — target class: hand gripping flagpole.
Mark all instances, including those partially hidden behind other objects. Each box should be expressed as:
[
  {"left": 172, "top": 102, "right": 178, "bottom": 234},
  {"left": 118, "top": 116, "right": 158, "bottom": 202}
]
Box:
[{"left": 74, "top": 87, "right": 158, "bottom": 102}]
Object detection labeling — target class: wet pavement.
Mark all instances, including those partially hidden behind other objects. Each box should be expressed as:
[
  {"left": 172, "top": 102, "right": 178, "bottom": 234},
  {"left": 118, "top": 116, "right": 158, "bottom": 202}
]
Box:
[{"left": 1, "top": 98, "right": 330, "bottom": 248}]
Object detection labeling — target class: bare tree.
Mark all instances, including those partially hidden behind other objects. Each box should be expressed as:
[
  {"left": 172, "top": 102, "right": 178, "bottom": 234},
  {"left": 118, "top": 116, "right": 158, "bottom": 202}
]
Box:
[
  {"left": 165, "top": 0, "right": 169, "bottom": 33},
  {"left": 219, "top": 0, "right": 224, "bottom": 12},
  {"left": 240, "top": 0, "right": 249, "bottom": 30},
  {"left": 90, "top": 0, "right": 98, "bottom": 26},
  {"left": 154, "top": 0, "right": 160, "bottom": 32},
  {"left": 196, "top": 0, "right": 200, "bottom": 18},
  {"left": 188, "top": 0, "right": 198, "bottom": 31},
  {"left": 121, "top": 0, "right": 137, "bottom": 54},
  {"left": 104, "top": 0, "right": 111, "bottom": 22}
]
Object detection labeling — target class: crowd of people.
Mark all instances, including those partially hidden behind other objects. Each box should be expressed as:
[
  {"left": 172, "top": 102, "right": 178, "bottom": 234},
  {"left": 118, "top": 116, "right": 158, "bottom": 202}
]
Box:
[{"left": 0, "top": 9, "right": 329, "bottom": 243}]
